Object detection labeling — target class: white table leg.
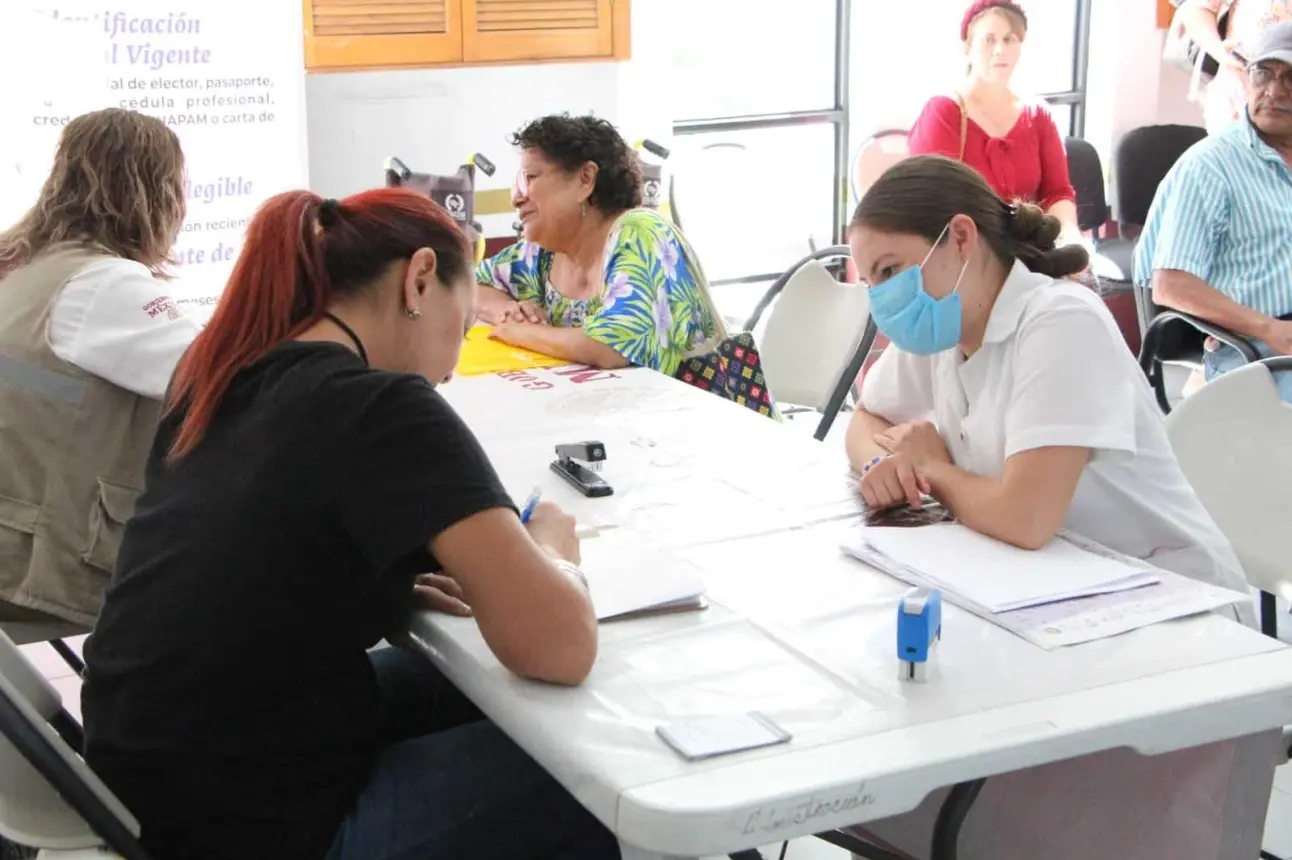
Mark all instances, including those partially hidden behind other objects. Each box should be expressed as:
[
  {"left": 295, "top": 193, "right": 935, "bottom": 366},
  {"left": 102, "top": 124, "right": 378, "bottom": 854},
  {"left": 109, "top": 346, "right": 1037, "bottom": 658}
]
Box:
[{"left": 617, "top": 839, "right": 695, "bottom": 860}]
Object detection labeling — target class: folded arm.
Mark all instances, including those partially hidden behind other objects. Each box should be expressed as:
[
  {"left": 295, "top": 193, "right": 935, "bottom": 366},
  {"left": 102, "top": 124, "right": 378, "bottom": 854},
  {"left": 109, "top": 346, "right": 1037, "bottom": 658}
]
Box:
[
  {"left": 1152, "top": 269, "right": 1279, "bottom": 341},
  {"left": 490, "top": 322, "right": 631, "bottom": 369},
  {"left": 432, "top": 508, "right": 598, "bottom": 686},
  {"left": 920, "top": 446, "right": 1091, "bottom": 550}
]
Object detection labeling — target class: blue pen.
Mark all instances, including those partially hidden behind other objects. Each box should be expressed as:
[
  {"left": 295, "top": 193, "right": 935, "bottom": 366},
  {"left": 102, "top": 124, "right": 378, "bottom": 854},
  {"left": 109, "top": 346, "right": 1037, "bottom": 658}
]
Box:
[{"left": 519, "top": 486, "right": 542, "bottom": 524}]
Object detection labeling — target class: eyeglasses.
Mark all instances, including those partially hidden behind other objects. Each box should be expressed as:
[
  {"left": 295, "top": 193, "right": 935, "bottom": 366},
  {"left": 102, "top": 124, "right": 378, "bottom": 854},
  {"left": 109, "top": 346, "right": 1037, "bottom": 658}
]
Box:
[
  {"left": 513, "top": 169, "right": 529, "bottom": 197},
  {"left": 1249, "top": 64, "right": 1292, "bottom": 90}
]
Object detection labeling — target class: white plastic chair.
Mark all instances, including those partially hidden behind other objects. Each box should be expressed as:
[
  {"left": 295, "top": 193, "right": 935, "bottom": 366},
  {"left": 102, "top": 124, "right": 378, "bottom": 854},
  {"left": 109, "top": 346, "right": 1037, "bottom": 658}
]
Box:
[
  {"left": 0, "top": 629, "right": 146, "bottom": 859},
  {"left": 1164, "top": 357, "right": 1292, "bottom": 638},
  {"left": 743, "top": 247, "right": 877, "bottom": 440}
]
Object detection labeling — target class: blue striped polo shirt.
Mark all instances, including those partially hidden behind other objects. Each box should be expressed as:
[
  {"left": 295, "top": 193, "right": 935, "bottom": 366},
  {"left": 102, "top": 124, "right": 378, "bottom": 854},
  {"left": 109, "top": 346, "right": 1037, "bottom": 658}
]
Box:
[{"left": 1133, "top": 113, "right": 1292, "bottom": 319}]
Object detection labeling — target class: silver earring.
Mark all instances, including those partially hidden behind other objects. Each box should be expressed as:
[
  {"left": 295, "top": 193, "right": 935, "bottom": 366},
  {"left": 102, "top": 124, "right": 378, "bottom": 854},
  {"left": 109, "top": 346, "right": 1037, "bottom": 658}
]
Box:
[
  {"left": 404, "top": 307, "right": 421, "bottom": 320},
  {"left": 581, "top": 202, "right": 588, "bottom": 219}
]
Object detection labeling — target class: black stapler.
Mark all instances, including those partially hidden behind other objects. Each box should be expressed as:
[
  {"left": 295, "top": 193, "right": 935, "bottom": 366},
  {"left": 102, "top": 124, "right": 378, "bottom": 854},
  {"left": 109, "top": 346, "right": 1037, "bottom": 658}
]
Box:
[{"left": 551, "top": 441, "right": 613, "bottom": 497}]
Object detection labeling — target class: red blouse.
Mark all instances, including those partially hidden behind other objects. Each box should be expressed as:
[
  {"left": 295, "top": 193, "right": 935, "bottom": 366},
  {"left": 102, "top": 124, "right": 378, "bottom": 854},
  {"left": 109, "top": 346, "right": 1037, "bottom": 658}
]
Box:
[{"left": 907, "top": 96, "right": 1076, "bottom": 210}]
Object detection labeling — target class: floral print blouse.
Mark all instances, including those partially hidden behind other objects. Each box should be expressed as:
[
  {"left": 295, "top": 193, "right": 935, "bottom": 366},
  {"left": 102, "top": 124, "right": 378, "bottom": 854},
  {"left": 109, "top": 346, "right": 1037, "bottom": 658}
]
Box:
[{"left": 475, "top": 208, "right": 719, "bottom": 377}]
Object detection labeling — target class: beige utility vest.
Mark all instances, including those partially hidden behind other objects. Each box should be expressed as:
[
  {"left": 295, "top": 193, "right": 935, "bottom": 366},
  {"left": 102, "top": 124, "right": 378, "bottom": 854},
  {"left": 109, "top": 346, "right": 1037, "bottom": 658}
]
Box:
[{"left": 0, "top": 244, "right": 163, "bottom": 627}]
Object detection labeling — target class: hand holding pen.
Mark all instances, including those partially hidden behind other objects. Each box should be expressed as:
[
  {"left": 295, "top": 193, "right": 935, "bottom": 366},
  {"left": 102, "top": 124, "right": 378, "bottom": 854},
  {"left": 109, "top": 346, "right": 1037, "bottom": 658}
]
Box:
[{"left": 519, "top": 487, "right": 581, "bottom": 565}]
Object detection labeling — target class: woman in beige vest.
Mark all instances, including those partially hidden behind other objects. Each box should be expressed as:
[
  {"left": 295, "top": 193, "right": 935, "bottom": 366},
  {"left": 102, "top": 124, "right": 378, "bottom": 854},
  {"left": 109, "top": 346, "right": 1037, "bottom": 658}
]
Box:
[{"left": 0, "top": 108, "right": 198, "bottom": 638}]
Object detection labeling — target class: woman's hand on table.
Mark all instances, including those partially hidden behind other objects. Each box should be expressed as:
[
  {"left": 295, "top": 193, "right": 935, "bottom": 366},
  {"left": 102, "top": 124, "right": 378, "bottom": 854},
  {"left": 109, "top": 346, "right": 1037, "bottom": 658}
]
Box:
[
  {"left": 489, "top": 319, "right": 544, "bottom": 346},
  {"left": 858, "top": 452, "right": 929, "bottom": 510},
  {"left": 875, "top": 420, "right": 953, "bottom": 471},
  {"left": 501, "top": 300, "right": 546, "bottom": 324},
  {"left": 412, "top": 573, "right": 472, "bottom": 617},
  {"left": 475, "top": 286, "right": 544, "bottom": 326}
]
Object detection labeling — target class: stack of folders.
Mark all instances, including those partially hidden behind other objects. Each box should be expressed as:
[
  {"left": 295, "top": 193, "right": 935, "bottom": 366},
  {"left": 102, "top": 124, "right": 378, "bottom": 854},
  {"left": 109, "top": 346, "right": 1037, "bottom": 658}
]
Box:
[
  {"left": 842, "top": 524, "right": 1248, "bottom": 647},
  {"left": 578, "top": 530, "right": 708, "bottom": 622}
]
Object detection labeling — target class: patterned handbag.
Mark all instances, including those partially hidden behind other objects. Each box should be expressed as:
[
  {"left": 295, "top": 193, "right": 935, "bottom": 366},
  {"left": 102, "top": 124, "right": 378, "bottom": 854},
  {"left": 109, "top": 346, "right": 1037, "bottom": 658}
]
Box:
[{"left": 674, "top": 331, "right": 778, "bottom": 418}]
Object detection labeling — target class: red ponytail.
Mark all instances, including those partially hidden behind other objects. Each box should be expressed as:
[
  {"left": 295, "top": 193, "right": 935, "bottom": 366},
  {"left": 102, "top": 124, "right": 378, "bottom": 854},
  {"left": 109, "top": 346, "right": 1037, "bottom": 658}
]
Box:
[{"left": 166, "top": 187, "right": 470, "bottom": 460}]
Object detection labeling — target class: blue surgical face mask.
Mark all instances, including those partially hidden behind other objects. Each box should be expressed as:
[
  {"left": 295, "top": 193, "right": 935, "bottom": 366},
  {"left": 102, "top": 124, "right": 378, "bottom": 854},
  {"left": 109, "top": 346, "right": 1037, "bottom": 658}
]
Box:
[{"left": 868, "top": 223, "right": 970, "bottom": 355}]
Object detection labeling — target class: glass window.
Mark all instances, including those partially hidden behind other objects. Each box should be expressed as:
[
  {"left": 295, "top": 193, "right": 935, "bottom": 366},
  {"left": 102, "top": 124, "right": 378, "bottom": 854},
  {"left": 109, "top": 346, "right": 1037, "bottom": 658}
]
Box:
[
  {"left": 1046, "top": 102, "right": 1075, "bottom": 137},
  {"left": 1014, "top": 0, "right": 1080, "bottom": 95},
  {"left": 634, "top": 0, "right": 838, "bottom": 120},
  {"left": 847, "top": 0, "right": 1083, "bottom": 136},
  {"left": 670, "top": 123, "right": 836, "bottom": 284}
]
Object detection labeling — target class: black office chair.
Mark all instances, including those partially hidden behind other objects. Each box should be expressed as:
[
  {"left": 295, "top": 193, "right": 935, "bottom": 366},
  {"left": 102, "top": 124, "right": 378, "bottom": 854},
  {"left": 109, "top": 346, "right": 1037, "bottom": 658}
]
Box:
[
  {"left": 1065, "top": 136, "right": 1137, "bottom": 292},
  {"left": 1111, "top": 124, "right": 1259, "bottom": 412}
]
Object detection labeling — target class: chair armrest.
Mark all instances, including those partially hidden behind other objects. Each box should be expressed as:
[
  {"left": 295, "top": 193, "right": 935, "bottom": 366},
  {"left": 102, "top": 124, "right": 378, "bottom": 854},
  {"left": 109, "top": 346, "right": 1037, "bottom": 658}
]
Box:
[{"left": 1139, "top": 310, "right": 1262, "bottom": 412}]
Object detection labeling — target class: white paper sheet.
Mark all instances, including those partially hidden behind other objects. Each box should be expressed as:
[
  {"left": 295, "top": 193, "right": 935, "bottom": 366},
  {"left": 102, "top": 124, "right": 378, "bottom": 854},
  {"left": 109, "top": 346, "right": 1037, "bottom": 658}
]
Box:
[
  {"left": 579, "top": 531, "right": 707, "bottom": 621},
  {"left": 841, "top": 535, "right": 1247, "bottom": 648},
  {"left": 859, "top": 524, "right": 1159, "bottom": 612}
]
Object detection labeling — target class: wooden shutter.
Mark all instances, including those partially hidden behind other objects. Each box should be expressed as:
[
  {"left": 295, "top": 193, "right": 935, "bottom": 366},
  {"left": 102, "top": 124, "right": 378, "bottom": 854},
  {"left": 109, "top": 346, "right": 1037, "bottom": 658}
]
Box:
[
  {"left": 462, "top": 0, "right": 626, "bottom": 64},
  {"left": 1157, "top": 0, "right": 1175, "bottom": 29},
  {"left": 304, "top": 0, "right": 464, "bottom": 70}
]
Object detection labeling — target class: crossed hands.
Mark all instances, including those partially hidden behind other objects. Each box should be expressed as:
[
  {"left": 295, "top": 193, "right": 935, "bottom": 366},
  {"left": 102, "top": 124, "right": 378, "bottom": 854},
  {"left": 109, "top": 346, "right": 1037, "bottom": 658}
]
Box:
[{"left": 859, "top": 420, "right": 953, "bottom": 511}]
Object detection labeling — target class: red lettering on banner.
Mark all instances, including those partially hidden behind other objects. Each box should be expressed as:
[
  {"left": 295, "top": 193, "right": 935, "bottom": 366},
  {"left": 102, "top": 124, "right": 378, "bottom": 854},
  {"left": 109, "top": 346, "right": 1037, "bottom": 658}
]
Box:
[
  {"left": 496, "top": 365, "right": 617, "bottom": 390},
  {"left": 548, "top": 365, "right": 622, "bottom": 384}
]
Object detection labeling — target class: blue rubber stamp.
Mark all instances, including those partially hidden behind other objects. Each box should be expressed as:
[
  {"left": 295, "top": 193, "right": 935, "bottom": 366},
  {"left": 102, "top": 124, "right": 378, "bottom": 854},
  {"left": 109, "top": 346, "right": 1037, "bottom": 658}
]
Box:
[{"left": 897, "top": 587, "right": 942, "bottom": 682}]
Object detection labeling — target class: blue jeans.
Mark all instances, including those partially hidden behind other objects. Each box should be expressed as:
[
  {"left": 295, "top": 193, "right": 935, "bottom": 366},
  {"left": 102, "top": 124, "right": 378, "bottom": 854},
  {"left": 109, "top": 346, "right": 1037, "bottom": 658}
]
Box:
[
  {"left": 1202, "top": 340, "right": 1292, "bottom": 402},
  {"left": 325, "top": 647, "right": 620, "bottom": 860}
]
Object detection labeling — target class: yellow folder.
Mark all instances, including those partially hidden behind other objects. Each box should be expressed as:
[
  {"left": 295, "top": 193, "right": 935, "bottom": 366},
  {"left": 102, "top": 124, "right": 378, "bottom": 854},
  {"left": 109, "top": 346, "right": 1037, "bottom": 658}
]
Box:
[{"left": 455, "top": 325, "right": 567, "bottom": 376}]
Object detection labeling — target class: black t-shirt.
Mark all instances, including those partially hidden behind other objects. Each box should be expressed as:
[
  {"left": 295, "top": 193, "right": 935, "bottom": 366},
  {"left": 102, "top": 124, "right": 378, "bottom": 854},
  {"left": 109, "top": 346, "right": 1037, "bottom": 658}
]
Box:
[{"left": 82, "top": 342, "right": 514, "bottom": 860}]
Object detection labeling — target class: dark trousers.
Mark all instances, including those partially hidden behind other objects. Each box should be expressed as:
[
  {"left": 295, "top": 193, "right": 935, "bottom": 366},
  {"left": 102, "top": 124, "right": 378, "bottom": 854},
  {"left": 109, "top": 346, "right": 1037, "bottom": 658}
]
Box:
[{"left": 324, "top": 647, "right": 620, "bottom": 860}]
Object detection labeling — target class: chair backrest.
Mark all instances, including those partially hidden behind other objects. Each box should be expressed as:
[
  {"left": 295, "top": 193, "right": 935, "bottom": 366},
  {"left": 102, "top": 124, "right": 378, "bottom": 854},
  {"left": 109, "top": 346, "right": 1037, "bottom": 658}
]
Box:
[
  {"left": 0, "top": 630, "right": 142, "bottom": 856},
  {"left": 634, "top": 139, "right": 670, "bottom": 211},
  {"left": 1112, "top": 124, "right": 1206, "bottom": 227},
  {"left": 1065, "top": 137, "right": 1108, "bottom": 233},
  {"left": 1132, "top": 280, "right": 1157, "bottom": 336},
  {"left": 757, "top": 254, "right": 871, "bottom": 411},
  {"left": 1164, "top": 357, "right": 1292, "bottom": 602},
  {"left": 850, "top": 129, "right": 910, "bottom": 205}
]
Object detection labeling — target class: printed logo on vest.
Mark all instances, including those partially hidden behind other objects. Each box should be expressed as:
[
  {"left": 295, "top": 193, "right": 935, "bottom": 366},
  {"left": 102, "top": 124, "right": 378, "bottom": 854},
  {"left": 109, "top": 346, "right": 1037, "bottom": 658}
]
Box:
[
  {"left": 444, "top": 193, "right": 467, "bottom": 219},
  {"left": 143, "top": 296, "right": 176, "bottom": 319}
]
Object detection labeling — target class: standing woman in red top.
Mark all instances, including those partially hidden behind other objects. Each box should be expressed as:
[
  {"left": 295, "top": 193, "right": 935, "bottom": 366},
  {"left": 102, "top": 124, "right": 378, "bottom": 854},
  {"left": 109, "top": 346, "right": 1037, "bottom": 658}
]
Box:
[{"left": 908, "top": 0, "right": 1083, "bottom": 247}]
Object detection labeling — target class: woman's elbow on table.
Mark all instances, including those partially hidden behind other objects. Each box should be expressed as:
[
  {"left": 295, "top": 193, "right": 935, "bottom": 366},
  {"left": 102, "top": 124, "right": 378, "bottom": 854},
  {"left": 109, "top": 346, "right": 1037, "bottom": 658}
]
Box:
[
  {"left": 573, "top": 333, "right": 632, "bottom": 370},
  {"left": 431, "top": 508, "right": 600, "bottom": 686},
  {"left": 490, "top": 605, "right": 598, "bottom": 686}
]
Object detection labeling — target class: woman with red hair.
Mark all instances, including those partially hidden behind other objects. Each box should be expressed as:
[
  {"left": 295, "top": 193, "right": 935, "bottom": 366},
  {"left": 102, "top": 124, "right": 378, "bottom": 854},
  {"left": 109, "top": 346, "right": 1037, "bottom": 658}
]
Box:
[
  {"left": 908, "top": 0, "right": 1083, "bottom": 247},
  {"left": 80, "top": 188, "right": 616, "bottom": 860}
]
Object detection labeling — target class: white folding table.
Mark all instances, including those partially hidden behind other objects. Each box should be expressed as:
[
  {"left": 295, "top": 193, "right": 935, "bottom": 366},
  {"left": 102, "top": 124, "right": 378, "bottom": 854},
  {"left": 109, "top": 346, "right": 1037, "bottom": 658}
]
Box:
[{"left": 411, "top": 367, "right": 1292, "bottom": 860}]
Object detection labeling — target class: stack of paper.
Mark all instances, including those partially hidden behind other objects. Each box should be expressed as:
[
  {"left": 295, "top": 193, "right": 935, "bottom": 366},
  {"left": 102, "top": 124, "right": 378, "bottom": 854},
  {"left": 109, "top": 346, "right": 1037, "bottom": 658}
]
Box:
[
  {"left": 841, "top": 524, "right": 1248, "bottom": 648},
  {"left": 856, "top": 524, "right": 1159, "bottom": 612},
  {"left": 577, "top": 531, "right": 708, "bottom": 621}
]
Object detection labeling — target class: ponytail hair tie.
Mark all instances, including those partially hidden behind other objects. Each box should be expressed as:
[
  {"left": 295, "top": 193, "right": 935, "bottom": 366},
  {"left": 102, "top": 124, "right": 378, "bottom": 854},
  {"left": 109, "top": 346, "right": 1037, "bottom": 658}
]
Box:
[
  {"left": 318, "top": 197, "right": 341, "bottom": 229},
  {"left": 1001, "top": 201, "right": 1018, "bottom": 219}
]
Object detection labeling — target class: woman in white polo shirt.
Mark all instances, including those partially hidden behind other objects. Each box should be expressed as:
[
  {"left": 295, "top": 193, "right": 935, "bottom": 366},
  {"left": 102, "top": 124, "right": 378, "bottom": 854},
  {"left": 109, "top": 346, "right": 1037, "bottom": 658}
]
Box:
[
  {"left": 842, "top": 155, "right": 1273, "bottom": 860},
  {"left": 0, "top": 108, "right": 200, "bottom": 632}
]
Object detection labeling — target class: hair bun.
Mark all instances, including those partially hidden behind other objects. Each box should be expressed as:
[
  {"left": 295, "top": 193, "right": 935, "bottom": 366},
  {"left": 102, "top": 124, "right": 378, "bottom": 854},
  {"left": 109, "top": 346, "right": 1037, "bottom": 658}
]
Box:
[
  {"left": 318, "top": 198, "right": 341, "bottom": 228},
  {"left": 1007, "top": 200, "right": 1089, "bottom": 278}
]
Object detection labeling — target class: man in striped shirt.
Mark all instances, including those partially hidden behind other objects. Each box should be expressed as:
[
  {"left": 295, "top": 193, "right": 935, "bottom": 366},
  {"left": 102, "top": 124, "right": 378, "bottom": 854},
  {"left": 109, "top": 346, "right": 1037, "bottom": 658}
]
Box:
[{"left": 1134, "top": 20, "right": 1292, "bottom": 400}]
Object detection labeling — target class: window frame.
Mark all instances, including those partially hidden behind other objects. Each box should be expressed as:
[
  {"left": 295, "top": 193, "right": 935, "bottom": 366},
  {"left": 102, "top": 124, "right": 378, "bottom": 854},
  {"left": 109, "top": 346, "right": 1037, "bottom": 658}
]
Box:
[
  {"left": 671, "top": 0, "right": 851, "bottom": 287},
  {"left": 1038, "top": 0, "right": 1093, "bottom": 137},
  {"left": 675, "top": 0, "right": 1094, "bottom": 285}
]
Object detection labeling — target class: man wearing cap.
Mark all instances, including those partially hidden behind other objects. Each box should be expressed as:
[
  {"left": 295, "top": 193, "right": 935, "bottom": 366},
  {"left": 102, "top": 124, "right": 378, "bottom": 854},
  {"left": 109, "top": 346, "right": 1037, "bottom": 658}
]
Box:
[{"left": 1135, "top": 19, "right": 1292, "bottom": 400}]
